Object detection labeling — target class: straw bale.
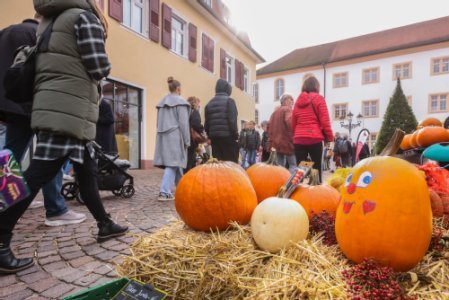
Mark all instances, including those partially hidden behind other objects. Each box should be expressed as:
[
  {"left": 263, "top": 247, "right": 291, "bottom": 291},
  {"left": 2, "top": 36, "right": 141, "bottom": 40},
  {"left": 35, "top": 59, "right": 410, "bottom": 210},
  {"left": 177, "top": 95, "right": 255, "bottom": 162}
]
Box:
[{"left": 117, "top": 221, "right": 449, "bottom": 299}]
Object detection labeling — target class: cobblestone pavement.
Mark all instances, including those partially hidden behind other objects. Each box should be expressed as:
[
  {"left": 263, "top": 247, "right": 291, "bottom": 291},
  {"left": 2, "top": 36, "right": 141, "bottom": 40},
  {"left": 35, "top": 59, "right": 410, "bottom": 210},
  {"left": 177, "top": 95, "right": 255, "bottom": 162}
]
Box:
[
  {"left": 0, "top": 169, "right": 178, "bottom": 300},
  {"left": 0, "top": 168, "right": 334, "bottom": 299}
]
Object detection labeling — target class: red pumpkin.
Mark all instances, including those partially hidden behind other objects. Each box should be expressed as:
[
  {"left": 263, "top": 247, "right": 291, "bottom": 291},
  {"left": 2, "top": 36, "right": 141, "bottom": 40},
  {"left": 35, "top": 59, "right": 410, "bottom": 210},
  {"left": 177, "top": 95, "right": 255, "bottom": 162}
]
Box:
[
  {"left": 290, "top": 184, "right": 341, "bottom": 217},
  {"left": 175, "top": 159, "right": 257, "bottom": 231},
  {"left": 246, "top": 151, "right": 291, "bottom": 203},
  {"left": 416, "top": 126, "right": 449, "bottom": 148}
]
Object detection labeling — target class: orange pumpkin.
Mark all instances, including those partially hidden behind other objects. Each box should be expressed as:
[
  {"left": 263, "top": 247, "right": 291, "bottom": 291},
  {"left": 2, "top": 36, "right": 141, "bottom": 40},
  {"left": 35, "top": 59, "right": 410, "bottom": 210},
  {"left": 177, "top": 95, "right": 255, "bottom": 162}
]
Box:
[
  {"left": 409, "top": 130, "right": 420, "bottom": 149},
  {"left": 429, "top": 189, "right": 444, "bottom": 218},
  {"left": 399, "top": 134, "right": 412, "bottom": 150},
  {"left": 175, "top": 159, "right": 257, "bottom": 231},
  {"left": 417, "top": 117, "right": 442, "bottom": 129},
  {"left": 335, "top": 156, "right": 432, "bottom": 272},
  {"left": 416, "top": 126, "right": 449, "bottom": 148},
  {"left": 290, "top": 184, "right": 340, "bottom": 217},
  {"left": 246, "top": 152, "right": 291, "bottom": 203}
]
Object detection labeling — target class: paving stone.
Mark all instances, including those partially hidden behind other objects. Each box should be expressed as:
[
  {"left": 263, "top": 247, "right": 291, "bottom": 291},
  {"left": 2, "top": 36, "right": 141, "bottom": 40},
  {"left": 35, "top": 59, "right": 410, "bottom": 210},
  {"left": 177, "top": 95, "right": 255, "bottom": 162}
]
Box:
[
  {"left": 7, "top": 288, "right": 33, "bottom": 300},
  {"left": 74, "top": 273, "right": 103, "bottom": 287},
  {"left": 27, "top": 277, "right": 60, "bottom": 293},
  {"left": 37, "top": 250, "right": 58, "bottom": 258},
  {"left": 69, "top": 256, "right": 95, "bottom": 268},
  {"left": 24, "top": 296, "right": 49, "bottom": 300},
  {"left": 42, "top": 261, "right": 67, "bottom": 272},
  {"left": 108, "top": 243, "right": 130, "bottom": 252},
  {"left": 39, "top": 255, "right": 62, "bottom": 265},
  {"left": 61, "top": 250, "right": 85, "bottom": 260},
  {"left": 93, "top": 264, "right": 114, "bottom": 275},
  {"left": 41, "top": 283, "right": 75, "bottom": 299},
  {"left": 0, "top": 282, "right": 27, "bottom": 297},
  {"left": 16, "top": 265, "right": 40, "bottom": 276},
  {"left": 94, "top": 250, "right": 118, "bottom": 261},
  {"left": 0, "top": 274, "right": 16, "bottom": 287},
  {"left": 20, "top": 271, "right": 50, "bottom": 284},
  {"left": 58, "top": 240, "right": 76, "bottom": 248},
  {"left": 59, "top": 246, "right": 80, "bottom": 254}
]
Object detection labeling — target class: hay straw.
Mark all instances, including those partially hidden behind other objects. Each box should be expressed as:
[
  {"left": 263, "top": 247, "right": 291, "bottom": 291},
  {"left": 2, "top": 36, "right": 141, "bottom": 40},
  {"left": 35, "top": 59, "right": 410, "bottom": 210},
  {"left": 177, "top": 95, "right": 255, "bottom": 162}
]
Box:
[{"left": 116, "top": 222, "right": 449, "bottom": 299}]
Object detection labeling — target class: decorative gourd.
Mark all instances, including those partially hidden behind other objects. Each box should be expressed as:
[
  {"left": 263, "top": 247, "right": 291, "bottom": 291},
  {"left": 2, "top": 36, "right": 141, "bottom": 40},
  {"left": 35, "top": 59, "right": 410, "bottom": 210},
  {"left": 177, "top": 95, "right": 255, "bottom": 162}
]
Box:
[
  {"left": 246, "top": 151, "right": 291, "bottom": 203},
  {"left": 416, "top": 126, "right": 449, "bottom": 148},
  {"left": 409, "top": 130, "right": 420, "bottom": 149},
  {"left": 399, "top": 134, "right": 412, "bottom": 151},
  {"left": 335, "top": 156, "right": 432, "bottom": 272},
  {"left": 251, "top": 197, "right": 309, "bottom": 253},
  {"left": 429, "top": 189, "right": 444, "bottom": 218},
  {"left": 417, "top": 117, "right": 442, "bottom": 129},
  {"left": 175, "top": 159, "right": 257, "bottom": 231},
  {"left": 290, "top": 184, "right": 340, "bottom": 217}
]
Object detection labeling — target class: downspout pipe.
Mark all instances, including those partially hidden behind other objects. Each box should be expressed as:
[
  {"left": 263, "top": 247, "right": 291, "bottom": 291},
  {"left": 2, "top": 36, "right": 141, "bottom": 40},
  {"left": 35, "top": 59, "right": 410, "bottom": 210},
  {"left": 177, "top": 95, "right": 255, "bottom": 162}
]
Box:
[{"left": 322, "top": 63, "right": 327, "bottom": 98}]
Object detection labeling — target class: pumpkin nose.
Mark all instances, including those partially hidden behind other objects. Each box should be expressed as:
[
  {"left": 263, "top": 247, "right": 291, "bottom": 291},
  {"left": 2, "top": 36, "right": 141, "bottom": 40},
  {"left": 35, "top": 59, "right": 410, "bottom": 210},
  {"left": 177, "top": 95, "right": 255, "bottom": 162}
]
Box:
[{"left": 347, "top": 183, "right": 356, "bottom": 194}]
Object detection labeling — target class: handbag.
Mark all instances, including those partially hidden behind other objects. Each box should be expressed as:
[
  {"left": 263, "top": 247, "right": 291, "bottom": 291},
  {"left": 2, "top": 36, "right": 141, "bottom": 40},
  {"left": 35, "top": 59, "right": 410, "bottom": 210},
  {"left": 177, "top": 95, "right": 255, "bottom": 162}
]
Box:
[
  {"left": 309, "top": 96, "right": 328, "bottom": 143},
  {"left": 190, "top": 127, "right": 208, "bottom": 144},
  {"left": 3, "top": 19, "right": 55, "bottom": 103}
]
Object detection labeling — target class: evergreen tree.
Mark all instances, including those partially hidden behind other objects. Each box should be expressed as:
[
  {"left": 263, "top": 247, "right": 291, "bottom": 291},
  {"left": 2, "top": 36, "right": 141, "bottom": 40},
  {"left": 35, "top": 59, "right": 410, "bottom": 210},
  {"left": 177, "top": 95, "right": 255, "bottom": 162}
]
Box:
[{"left": 375, "top": 79, "right": 418, "bottom": 154}]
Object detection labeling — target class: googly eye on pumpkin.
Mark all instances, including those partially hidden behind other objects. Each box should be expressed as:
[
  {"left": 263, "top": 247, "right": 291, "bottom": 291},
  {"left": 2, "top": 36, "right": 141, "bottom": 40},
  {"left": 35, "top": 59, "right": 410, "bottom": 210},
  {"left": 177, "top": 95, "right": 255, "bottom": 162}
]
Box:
[
  {"left": 344, "top": 174, "right": 353, "bottom": 187},
  {"left": 356, "top": 171, "right": 372, "bottom": 188}
]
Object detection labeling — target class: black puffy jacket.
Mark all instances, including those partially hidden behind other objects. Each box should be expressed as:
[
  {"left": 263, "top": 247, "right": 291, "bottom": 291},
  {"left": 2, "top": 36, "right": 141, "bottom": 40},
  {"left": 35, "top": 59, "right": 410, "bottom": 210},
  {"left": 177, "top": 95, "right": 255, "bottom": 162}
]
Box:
[{"left": 204, "top": 79, "right": 238, "bottom": 140}]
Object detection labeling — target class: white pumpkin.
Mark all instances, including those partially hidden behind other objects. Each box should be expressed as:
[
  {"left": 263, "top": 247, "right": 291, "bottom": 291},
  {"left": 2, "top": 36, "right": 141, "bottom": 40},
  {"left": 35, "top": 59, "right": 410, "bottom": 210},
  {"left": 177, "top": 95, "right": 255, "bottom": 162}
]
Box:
[{"left": 250, "top": 197, "right": 309, "bottom": 253}]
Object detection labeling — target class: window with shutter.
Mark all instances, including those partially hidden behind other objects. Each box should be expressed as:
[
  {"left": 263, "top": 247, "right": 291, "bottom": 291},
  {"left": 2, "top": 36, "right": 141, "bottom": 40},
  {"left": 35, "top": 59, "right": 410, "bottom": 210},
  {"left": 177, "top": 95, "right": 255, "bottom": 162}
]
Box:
[
  {"left": 149, "top": 0, "right": 159, "bottom": 42},
  {"left": 201, "top": 34, "right": 214, "bottom": 73},
  {"left": 161, "top": 3, "right": 172, "bottom": 49},
  {"left": 109, "top": 0, "right": 123, "bottom": 22},
  {"left": 235, "top": 59, "right": 240, "bottom": 89},
  {"left": 220, "top": 49, "right": 226, "bottom": 79},
  {"left": 188, "top": 23, "right": 197, "bottom": 62}
]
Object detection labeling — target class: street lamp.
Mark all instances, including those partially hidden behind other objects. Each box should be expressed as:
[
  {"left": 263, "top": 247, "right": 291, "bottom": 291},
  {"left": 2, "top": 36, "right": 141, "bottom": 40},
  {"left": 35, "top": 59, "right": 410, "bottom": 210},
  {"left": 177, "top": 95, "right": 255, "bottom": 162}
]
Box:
[{"left": 340, "top": 111, "right": 363, "bottom": 138}]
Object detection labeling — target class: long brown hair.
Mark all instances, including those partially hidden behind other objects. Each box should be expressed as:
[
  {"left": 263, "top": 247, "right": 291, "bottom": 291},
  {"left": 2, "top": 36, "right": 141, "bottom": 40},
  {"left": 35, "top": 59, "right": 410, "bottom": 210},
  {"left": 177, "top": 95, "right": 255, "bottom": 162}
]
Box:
[
  {"left": 89, "top": 0, "right": 109, "bottom": 38},
  {"left": 167, "top": 76, "right": 181, "bottom": 93},
  {"left": 302, "top": 76, "right": 320, "bottom": 93}
]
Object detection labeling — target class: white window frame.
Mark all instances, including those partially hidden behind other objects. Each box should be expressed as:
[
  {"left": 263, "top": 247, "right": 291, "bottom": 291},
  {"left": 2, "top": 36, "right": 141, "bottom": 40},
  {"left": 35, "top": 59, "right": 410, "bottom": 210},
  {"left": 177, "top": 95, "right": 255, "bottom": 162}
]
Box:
[
  {"left": 170, "top": 13, "right": 188, "bottom": 57},
  {"left": 333, "top": 72, "right": 348, "bottom": 88},
  {"left": 123, "top": 0, "right": 148, "bottom": 36},
  {"left": 225, "top": 54, "right": 234, "bottom": 84},
  {"left": 362, "top": 67, "right": 379, "bottom": 84},
  {"left": 333, "top": 103, "right": 348, "bottom": 120},
  {"left": 243, "top": 68, "right": 249, "bottom": 93},
  {"left": 431, "top": 56, "right": 449, "bottom": 75},
  {"left": 393, "top": 62, "right": 412, "bottom": 80},
  {"left": 429, "top": 93, "right": 448, "bottom": 113},
  {"left": 361, "top": 100, "right": 379, "bottom": 118},
  {"left": 274, "top": 78, "right": 284, "bottom": 101}
]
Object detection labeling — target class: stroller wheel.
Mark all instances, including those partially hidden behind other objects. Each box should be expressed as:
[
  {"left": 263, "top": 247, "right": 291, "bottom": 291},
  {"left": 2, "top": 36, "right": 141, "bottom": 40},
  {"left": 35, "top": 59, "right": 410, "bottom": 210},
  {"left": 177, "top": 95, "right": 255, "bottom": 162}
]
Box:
[
  {"left": 61, "top": 182, "right": 79, "bottom": 200},
  {"left": 121, "top": 184, "right": 135, "bottom": 198},
  {"left": 76, "top": 193, "right": 85, "bottom": 205},
  {"left": 112, "top": 189, "right": 122, "bottom": 196}
]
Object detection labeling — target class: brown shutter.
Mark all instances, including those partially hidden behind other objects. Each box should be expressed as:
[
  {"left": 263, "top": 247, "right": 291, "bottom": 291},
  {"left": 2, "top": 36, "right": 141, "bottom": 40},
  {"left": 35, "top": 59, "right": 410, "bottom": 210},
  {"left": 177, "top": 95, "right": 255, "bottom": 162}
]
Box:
[
  {"left": 188, "top": 23, "right": 197, "bottom": 62},
  {"left": 208, "top": 37, "right": 214, "bottom": 72},
  {"left": 149, "top": 0, "right": 160, "bottom": 42},
  {"left": 240, "top": 62, "right": 246, "bottom": 91},
  {"left": 108, "top": 0, "right": 123, "bottom": 22},
  {"left": 161, "top": 3, "right": 172, "bottom": 49},
  {"left": 201, "top": 34, "right": 207, "bottom": 69},
  {"left": 235, "top": 59, "right": 241, "bottom": 89},
  {"left": 220, "top": 48, "right": 226, "bottom": 80}
]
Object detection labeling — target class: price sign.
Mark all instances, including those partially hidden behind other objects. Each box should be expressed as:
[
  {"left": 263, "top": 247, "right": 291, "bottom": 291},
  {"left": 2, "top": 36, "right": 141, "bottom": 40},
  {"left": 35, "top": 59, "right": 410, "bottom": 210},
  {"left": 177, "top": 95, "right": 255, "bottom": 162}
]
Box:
[{"left": 112, "top": 279, "right": 167, "bottom": 300}]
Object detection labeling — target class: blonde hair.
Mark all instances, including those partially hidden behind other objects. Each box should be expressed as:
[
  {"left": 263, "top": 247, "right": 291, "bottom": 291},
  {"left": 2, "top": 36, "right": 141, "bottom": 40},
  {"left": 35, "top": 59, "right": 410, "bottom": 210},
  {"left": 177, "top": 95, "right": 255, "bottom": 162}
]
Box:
[
  {"left": 89, "top": 0, "right": 109, "bottom": 38},
  {"left": 187, "top": 96, "right": 200, "bottom": 109}
]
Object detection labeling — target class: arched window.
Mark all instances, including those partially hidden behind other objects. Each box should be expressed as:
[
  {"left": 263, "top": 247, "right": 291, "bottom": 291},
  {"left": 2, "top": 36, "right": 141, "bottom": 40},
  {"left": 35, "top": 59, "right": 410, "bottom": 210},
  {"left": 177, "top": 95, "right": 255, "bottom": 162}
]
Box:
[{"left": 274, "top": 78, "right": 284, "bottom": 101}]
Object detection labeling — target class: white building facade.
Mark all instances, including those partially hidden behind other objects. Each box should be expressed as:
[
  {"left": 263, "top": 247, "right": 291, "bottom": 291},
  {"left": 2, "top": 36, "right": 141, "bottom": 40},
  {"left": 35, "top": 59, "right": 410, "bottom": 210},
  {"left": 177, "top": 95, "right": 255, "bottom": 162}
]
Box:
[{"left": 255, "top": 17, "right": 449, "bottom": 148}]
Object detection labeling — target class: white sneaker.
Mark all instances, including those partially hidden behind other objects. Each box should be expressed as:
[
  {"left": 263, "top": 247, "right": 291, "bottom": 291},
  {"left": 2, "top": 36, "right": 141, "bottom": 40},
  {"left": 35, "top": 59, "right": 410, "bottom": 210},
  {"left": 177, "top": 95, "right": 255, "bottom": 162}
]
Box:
[
  {"left": 63, "top": 174, "right": 75, "bottom": 181},
  {"left": 29, "top": 200, "right": 44, "bottom": 209},
  {"left": 45, "top": 210, "right": 86, "bottom": 226}
]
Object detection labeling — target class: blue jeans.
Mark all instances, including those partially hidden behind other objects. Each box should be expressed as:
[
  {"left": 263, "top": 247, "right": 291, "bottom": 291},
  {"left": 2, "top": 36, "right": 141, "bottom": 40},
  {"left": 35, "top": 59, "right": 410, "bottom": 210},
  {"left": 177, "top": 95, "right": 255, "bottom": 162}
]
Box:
[
  {"left": 246, "top": 149, "right": 257, "bottom": 167},
  {"left": 240, "top": 148, "right": 247, "bottom": 168},
  {"left": 160, "top": 167, "right": 183, "bottom": 196},
  {"left": 5, "top": 122, "right": 67, "bottom": 218},
  {"left": 63, "top": 160, "right": 73, "bottom": 175},
  {"left": 276, "top": 153, "right": 297, "bottom": 174}
]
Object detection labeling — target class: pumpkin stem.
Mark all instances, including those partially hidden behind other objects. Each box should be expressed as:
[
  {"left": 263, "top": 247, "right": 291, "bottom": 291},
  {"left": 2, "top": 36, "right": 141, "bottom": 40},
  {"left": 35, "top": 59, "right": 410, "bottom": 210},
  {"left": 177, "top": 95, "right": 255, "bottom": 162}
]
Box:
[
  {"left": 309, "top": 169, "right": 320, "bottom": 186},
  {"left": 266, "top": 149, "right": 279, "bottom": 165},
  {"left": 206, "top": 157, "right": 220, "bottom": 164}
]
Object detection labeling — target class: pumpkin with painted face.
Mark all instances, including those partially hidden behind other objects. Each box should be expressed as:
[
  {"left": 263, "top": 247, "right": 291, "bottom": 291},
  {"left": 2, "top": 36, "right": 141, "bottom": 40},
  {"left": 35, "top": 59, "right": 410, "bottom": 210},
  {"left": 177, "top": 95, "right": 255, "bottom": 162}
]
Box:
[{"left": 335, "top": 156, "right": 432, "bottom": 272}]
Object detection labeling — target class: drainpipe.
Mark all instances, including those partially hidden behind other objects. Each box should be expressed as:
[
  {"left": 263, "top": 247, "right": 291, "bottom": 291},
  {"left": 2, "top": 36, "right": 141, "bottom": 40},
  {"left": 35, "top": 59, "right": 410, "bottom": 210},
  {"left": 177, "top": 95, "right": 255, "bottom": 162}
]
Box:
[{"left": 322, "top": 63, "right": 327, "bottom": 98}]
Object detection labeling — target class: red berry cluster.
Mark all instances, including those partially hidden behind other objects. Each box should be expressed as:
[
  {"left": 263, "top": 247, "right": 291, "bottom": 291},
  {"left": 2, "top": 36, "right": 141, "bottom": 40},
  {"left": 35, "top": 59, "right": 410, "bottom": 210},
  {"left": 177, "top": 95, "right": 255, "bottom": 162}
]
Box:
[
  {"left": 342, "top": 259, "right": 414, "bottom": 300},
  {"left": 309, "top": 211, "right": 337, "bottom": 246}
]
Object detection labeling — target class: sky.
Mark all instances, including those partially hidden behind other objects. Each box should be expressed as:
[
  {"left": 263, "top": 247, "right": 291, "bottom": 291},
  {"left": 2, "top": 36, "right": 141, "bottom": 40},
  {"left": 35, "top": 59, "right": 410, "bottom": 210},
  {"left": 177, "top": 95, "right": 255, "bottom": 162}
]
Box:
[{"left": 222, "top": 0, "right": 449, "bottom": 67}]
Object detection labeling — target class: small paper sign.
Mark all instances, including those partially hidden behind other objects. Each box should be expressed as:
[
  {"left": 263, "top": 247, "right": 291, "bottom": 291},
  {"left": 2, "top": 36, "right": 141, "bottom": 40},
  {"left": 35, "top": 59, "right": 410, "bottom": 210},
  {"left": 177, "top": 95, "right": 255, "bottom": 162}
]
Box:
[{"left": 112, "top": 279, "right": 167, "bottom": 300}]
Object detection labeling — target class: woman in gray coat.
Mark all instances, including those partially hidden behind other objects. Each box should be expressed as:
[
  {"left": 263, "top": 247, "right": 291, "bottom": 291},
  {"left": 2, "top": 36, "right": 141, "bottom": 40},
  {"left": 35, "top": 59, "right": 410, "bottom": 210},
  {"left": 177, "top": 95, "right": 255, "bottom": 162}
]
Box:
[{"left": 154, "top": 77, "right": 190, "bottom": 201}]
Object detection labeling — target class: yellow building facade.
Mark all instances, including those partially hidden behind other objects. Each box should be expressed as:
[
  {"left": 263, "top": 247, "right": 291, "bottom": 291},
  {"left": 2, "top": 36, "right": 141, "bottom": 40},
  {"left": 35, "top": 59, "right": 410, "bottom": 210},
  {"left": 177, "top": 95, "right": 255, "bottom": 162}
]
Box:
[{"left": 0, "top": 0, "right": 264, "bottom": 168}]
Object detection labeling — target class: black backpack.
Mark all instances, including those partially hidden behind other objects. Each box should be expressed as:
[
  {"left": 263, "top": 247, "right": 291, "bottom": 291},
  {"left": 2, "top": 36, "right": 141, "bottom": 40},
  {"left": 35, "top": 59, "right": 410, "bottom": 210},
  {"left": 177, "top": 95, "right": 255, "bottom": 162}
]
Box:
[{"left": 3, "top": 20, "right": 54, "bottom": 103}]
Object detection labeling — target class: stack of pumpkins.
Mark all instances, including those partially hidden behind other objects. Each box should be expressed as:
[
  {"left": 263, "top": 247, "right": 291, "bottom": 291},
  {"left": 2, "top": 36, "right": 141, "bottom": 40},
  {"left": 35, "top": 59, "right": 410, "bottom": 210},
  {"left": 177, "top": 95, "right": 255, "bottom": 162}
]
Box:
[
  {"left": 175, "top": 154, "right": 434, "bottom": 273},
  {"left": 400, "top": 117, "right": 449, "bottom": 150}
]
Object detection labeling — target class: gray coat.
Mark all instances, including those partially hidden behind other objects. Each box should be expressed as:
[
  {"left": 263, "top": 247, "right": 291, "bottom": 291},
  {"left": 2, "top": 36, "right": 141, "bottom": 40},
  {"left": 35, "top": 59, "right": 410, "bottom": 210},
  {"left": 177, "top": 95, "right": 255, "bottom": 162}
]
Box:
[{"left": 153, "top": 93, "right": 191, "bottom": 168}]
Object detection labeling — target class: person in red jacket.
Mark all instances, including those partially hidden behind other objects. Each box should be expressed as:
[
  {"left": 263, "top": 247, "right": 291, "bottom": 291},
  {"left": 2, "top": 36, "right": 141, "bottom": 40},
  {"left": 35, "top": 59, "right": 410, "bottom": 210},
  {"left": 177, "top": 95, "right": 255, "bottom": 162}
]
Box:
[{"left": 291, "top": 76, "right": 333, "bottom": 182}]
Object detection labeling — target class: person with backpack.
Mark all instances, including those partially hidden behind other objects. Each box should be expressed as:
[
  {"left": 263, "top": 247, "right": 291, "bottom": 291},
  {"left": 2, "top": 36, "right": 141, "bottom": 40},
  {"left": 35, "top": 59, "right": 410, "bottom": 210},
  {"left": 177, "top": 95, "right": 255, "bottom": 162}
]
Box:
[
  {"left": 291, "top": 76, "right": 333, "bottom": 183},
  {"left": 0, "top": 13, "right": 86, "bottom": 226},
  {"left": 340, "top": 134, "right": 352, "bottom": 167},
  {"left": 185, "top": 96, "right": 204, "bottom": 173},
  {"left": 204, "top": 79, "right": 239, "bottom": 163},
  {"left": 0, "top": 0, "right": 128, "bottom": 274}
]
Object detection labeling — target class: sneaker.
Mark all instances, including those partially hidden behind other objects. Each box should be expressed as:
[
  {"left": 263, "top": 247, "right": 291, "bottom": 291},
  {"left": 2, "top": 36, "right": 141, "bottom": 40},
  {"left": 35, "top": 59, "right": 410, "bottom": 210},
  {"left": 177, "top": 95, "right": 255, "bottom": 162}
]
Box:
[
  {"left": 63, "top": 174, "right": 75, "bottom": 181},
  {"left": 97, "top": 219, "right": 128, "bottom": 243},
  {"left": 29, "top": 200, "right": 44, "bottom": 209},
  {"left": 158, "top": 193, "right": 174, "bottom": 201},
  {"left": 45, "top": 210, "right": 86, "bottom": 227}
]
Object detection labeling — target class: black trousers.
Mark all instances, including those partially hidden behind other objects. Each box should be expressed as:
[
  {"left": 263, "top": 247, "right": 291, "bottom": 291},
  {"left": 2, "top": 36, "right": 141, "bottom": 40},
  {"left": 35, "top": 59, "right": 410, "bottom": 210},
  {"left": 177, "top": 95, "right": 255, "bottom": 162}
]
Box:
[
  {"left": 211, "top": 137, "right": 239, "bottom": 163},
  {"left": 185, "top": 143, "right": 197, "bottom": 173},
  {"left": 0, "top": 150, "right": 109, "bottom": 238},
  {"left": 294, "top": 142, "right": 323, "bottom": 183}
]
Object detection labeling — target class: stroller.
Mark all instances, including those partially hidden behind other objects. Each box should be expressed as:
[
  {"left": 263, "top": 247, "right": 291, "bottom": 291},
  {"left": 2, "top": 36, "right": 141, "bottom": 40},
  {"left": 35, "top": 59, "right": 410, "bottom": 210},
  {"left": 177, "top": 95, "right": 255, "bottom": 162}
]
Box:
[{"left": 61, "top": 142, "right": 135, "bottom": 204}]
